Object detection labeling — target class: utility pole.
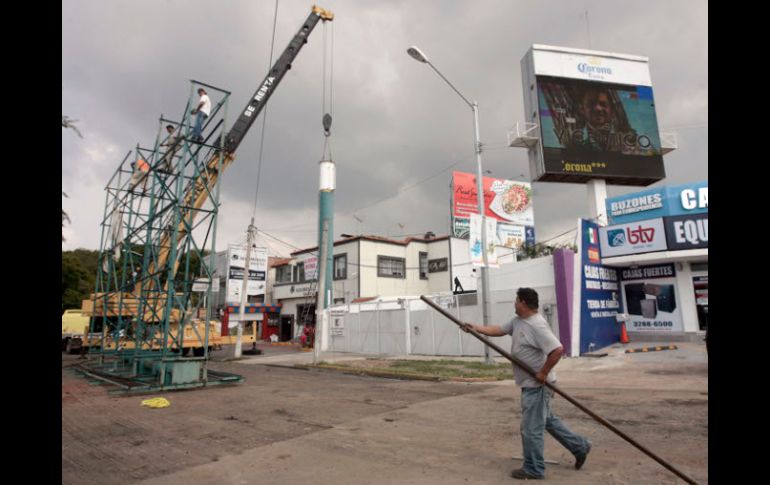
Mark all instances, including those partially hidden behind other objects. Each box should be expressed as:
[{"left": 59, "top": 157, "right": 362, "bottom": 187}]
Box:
[{"left": 235, "top": 218, "right": 256, "bottom": 358}]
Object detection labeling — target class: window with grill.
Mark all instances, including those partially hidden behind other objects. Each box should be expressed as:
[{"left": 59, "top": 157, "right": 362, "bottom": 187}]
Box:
[
  {"left": 334, "top": 254, "right": 347, "bottom": 280},
  {"left": 377, "top": 256, "right": 405, "bottom": 279}
]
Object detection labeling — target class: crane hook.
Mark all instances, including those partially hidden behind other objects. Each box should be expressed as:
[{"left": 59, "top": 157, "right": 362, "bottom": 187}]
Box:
[{"left": 323, "top": 113, "right": 332, "bottom": 136}]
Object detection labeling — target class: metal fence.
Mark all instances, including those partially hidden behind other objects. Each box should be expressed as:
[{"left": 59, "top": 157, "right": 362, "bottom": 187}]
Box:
[{"left": 326, "top": 286, "right": 558, "bottom": 357}]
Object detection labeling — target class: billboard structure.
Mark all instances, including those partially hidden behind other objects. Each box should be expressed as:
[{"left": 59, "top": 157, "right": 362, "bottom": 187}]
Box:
[
  {"left": 520, "top": 45, "right": 666, "bottom": 186},
  {"left": 226, "top": 244, "right": 268, "bottom": 304},
  {"left": 451, "top": 171, "right": 535, "bottom": 252}
]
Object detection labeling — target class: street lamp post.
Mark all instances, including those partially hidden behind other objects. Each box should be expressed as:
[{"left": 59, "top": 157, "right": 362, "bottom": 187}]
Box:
[{"left": 407, "top": 46, "right": 494, "bottom": 365}]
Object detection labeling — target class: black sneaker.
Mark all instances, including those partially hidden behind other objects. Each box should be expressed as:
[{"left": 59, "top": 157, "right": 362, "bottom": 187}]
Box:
[
  {"left": 575, "top": 442, "right": 592, "bottom": 470},
  {"left": 510, "top": 468, "right": 544, "bottom": 480}
]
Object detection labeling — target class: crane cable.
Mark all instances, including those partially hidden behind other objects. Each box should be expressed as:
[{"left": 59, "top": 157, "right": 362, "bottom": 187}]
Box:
[
  {"left": 251, "top": 0, "right": 280, "bottom": 217},
  {"left": 321, "top": 20, "right": 334, "bottom": 161}
]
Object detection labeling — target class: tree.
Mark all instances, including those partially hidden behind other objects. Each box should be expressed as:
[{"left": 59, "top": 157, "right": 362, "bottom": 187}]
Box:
[
  {"left": 62, "top": 249, "right": 99, "bottom": 312},
  {"left": 517, "top": 242, "right": 578, "bottom": 261},
  {"left": 62, "top": 115, "right": 82, "bottom": 242}
]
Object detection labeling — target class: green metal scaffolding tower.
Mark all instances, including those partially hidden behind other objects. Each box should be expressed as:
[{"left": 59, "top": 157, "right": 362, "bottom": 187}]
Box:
[{"left": 79, "top": 81, "right": 242, "bottom": 392}]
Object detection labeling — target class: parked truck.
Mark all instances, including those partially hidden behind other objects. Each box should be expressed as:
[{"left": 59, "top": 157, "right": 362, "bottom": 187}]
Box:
[{"left": 61, "top": 309, "right": 94, "bottom": 354}]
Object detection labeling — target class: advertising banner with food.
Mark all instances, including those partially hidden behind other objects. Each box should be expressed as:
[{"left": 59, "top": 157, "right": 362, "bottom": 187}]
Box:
[{"left": 452, "top": 171, "right": 534, "bottom": 228}]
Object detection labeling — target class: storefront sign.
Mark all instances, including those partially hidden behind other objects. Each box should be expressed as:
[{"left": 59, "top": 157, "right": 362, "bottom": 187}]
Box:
[
  {"left": 304, "top": 256, "right": 318, "bottom": 280},
  {"left": 192, "top": 278, "right": 220, "bottom": 292},
  {"left": 577, "top": 219, "right": 620, "bottom": 354},
  {"left": 599, "top": 218, "right": 667, "bottom": 258},
  {"left": 428, "top": 258, "right": 448, "bottom": 273},
  {"left": 664, "top": 214, "right": 708, "bottom": 250},
  {"left": 606, "top": 181, "right": 708, "bottom": 225}
]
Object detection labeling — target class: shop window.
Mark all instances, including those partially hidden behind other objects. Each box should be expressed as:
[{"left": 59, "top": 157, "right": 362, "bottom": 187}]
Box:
[{"left": 690, "top": 262, "right": 708, "bottom": 272}]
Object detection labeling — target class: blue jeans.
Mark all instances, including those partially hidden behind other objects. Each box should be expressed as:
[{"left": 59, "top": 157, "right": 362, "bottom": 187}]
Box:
[
  {"left": 520, "top": 386, "right": 591, "bottom": 477},
  {"left": 192, "top": 111, "right": 208, "bottom": 140}
]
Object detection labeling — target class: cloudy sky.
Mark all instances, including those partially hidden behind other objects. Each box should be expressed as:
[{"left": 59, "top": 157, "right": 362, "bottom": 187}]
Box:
[{"left": 62, "top": 0, "right": 707, "bottom": 256}]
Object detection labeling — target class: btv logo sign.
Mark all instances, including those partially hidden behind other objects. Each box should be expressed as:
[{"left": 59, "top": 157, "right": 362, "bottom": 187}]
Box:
[
  {"left": 628, "top": 225, "right": 655, "bottom": 244},
  {"left": 607, "top": 229, "right": 626, "bottom": 247},
  {"left": 608, "top": 226, "right": 655, "bottom": 247}
]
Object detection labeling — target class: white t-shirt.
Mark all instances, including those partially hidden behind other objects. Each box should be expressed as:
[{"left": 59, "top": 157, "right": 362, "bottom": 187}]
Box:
[
  {"left": 198, "top": 94, "right": 211, "bottom": 116},
  {"left": 501, "top": 313, "right": 562, "bottom": 388}
]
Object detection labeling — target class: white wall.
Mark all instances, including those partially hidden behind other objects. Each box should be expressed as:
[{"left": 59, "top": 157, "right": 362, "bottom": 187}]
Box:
[
  {"left": 488, "top": 255, "right": 556, "bottom": 292},
  {"left": 450, "top": 237, "right": 477, "bottom": 292},
  {"left": 675, "top": 262, "right": 700, "bottom": 332},
  {"left": 404, "top": 242, "right": 432, "bottom": 296}
]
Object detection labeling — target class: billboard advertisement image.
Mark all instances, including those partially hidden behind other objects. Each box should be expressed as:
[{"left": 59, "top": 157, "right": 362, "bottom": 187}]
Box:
[
  {"left": 451, "top": 171, "right": 535, "bottom": 251},
  {"left": 226, "top": 245, "right": 268, "bottom": 304},
  {"left": 452, "top": 171, "right": 534, "bottom": 226},
  {"left": 537, "top": 76, "right": 664, "bottom": 185},
  {"left": 521, "top": 45, "right": 666, "bottom": 186}
]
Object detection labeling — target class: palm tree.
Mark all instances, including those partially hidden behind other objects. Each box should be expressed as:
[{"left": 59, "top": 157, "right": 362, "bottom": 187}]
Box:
[{"left": 62, "top": 116, "right": 82, "bottom": 241}]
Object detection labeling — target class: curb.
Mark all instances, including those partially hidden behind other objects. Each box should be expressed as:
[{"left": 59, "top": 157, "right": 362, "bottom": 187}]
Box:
[
  {"left": 625, "top": 345, "right": 678, "bottom": 354},
  {"left": 296, "top": 364, "right": 504, "bottom": 382}
]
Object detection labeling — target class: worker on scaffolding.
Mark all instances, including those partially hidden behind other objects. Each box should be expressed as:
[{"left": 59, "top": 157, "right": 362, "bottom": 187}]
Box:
[
  {"left": 159, "top": 124, "right": 181, "bottom": 172},
  {"left": 190, "top": 88, "right": 211, "bottom": 143},
  {"left": 129, "top": 158, "right": 150, "bottom": 193}
]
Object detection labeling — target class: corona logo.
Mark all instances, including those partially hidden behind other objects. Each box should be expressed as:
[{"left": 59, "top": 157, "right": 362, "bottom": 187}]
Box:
[{"left": 577, "top": 63, "right": 613, "bottom": 76}]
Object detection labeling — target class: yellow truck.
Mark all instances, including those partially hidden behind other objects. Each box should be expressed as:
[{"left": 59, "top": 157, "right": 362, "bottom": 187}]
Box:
[{"left": 61, "top": 309, "right": 92, "bottom": 354}]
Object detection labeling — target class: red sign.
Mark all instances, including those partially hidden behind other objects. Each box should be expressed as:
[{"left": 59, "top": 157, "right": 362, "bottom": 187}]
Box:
[{"left": 452, "top": 171, "right": 534, "bottom": 225}]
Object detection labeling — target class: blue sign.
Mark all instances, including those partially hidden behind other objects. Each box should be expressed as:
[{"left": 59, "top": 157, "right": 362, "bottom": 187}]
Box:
[
  {"left": 579, "top": 219, "right": 620, "bottom": 354},
  {"left": 606, "top": 181, "right": 708, "bottom": 225},
  {"left": 525, "top": 226, "right": 535, "bottom": 247}
]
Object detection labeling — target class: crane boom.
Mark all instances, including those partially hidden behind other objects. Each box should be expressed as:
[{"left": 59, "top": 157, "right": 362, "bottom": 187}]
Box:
[
  {"left": 224, "top": 5, "right": 334, "bottom": 153},
  {"left": 141, "top": 5, "right": 332, "bottom": 300}
]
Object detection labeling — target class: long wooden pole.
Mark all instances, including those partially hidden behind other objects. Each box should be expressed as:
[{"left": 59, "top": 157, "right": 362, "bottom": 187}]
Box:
[{"left": 419, "top": 295, "right": 698, "bottom": 485}]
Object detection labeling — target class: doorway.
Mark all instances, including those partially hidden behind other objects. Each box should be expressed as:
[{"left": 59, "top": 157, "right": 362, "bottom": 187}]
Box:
[
  {"left": 693, "top": 275, "right": 708, "bottom": 331},
  {"left": 280, "top": 315, "right": 294, "bottom": 342}
]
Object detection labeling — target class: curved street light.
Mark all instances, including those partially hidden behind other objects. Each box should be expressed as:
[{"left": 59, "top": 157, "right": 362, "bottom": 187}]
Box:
[{"left": 407, "top": 45, "right": 493, "bottom": 365}]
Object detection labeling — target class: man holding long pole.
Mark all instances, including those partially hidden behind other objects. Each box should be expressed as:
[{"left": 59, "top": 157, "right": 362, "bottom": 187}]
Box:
[{"left": 462, "top": 287, "right": 591, "bottom": 480}]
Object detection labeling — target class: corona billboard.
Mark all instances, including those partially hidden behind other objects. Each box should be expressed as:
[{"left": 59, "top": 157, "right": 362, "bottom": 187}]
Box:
[{"left": 521, "top": 45, "right": 665, "bottom": 186}]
